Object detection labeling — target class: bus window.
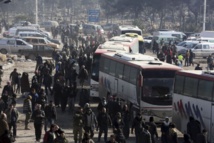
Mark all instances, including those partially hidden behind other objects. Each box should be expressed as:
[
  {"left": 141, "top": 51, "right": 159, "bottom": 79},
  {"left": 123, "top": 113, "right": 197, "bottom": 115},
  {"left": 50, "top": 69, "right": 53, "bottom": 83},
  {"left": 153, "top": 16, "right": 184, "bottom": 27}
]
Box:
[
  {"left": 109, "top": 60, "right": 116, "bottom": 76},
  {"left": 121, "top": 30, "right": 141, "bottom": 35},
  {"left": 183, "top": 77, "right": 198, "bottom": 97},
  {"left": 103, "top": 58, "right": 110, "bottom": 73},
  {"left": 129, "top": 67, "right": 137, "bottom": 84},
  {"left": 198, "top": 80, "right": 213, "bottom": 101},
  {"left": 174, "top": 75, "right": 184, "bottom": 94},
  {"left": 123, "top": 65, "right": 130, "bottom": 81},
  {"left": 115, "top": 62, "right": 124, "bottom": 79}
]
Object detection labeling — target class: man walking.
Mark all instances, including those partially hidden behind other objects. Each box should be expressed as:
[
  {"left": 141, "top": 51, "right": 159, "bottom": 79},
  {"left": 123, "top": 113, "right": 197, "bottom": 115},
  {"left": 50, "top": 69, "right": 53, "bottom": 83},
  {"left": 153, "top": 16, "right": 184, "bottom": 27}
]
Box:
[
  {"left": 44, "top": 101, "right": 57, "bottom": 131},
  {"left": 73, "top": 107, "right": 84, "bottom": 143},
  {"left": 97, "top": 107, "right": 112, "bottom": 142},
  {"left": 23, "top": 95, "right": 32, "bottom": 130},
  {"left": 32, "top": 104, "right": 45, "bottom": 143},
  {"left": 5, "top": 103, "right": 19, "bottom": 140}
]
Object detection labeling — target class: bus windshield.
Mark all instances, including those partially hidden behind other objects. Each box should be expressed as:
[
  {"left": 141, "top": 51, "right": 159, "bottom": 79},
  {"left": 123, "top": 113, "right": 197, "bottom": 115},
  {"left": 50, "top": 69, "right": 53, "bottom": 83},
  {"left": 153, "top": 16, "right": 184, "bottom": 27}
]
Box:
[
  {"left": 142, "top": 70, "right": 176, "bottom": 105},
  {"left": 91, "top": 54, "right": 100, "bottom": 82},
  {"left": 121, "top": 30, "right": 141, "bottom": 36}
]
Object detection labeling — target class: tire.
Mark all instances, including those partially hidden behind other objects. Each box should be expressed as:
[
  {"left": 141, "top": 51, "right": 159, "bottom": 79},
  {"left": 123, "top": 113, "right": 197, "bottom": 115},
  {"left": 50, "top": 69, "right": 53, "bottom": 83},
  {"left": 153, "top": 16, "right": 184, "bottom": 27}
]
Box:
[{"left": 0, "top": 49, "right": 7, "bottom": 54}]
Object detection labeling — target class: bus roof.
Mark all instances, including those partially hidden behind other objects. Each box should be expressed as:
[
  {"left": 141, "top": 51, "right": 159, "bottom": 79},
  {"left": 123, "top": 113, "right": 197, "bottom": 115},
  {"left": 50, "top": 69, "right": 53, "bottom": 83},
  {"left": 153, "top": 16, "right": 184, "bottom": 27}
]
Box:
[
  {"left": 102, "top": 52, "right": 182, "bottom": 70},
  {"left": 123, "top": 33, "right": 144, "bottom": 42},
  {"left": 176, "top": 70, "right": 214, "bottom": 81},
  {"left": 119, "top": 25, "right": 141, "bottom": 31},
  {"left": 110, "top": 35, "right": 138, "bottom": 42},
  {"left": 94, "top": 41, "right": 130, "bottom": 54},
  {"left": 114, "top": 52, "right": 159, "bottom": 61}
]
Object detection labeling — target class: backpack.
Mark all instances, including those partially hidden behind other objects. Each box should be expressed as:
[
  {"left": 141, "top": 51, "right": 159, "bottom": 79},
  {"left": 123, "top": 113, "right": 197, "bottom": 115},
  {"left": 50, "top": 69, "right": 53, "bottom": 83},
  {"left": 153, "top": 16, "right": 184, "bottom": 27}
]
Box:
[{"left": 43, "top": 131, "right": 50, "bottom": 143}]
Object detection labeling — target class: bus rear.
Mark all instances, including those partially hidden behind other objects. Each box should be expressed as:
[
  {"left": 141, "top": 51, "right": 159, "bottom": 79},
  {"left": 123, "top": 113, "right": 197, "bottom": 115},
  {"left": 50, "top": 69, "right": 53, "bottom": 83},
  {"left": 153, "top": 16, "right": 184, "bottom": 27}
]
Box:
[{"left": 90, "top": 42, "right": 130, "bottom": 97}]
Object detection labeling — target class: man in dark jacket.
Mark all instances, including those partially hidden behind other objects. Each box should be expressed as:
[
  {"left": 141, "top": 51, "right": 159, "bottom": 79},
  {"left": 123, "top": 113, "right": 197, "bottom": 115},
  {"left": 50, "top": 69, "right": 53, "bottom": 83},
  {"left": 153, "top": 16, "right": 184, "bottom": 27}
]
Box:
[
  {"left": 43, "top": 73, "right": 52, "bottom": 96},
  {"left": 2, "top": 81, "right": 14, "bottom": 97},
  {"left": 44, "top": 101, "right": 57, "bottom": 131},
  {"left": 196, "top": 129, "right": 207, "bottom": 143},
  {"left": 83, "top": 108, "right": 97, "bottom": 138},
  {"left": 23, "top": 95, "right": 32, "bottom": 130},
  {"left": 73, "top": 107, "right": 84, "bottom": 143},
  {"left": 97, "top": 107, "right": 112, "bottom": 142},
  {"left": 5, "top": 104, "right": 19, "bottom": 140},
  {"left": 187, "top": 116, "right": 201, "bottom": 143},
  {"left": 147, "top": 116, "right": 158, "bottom": 143},
  {"left": 32, "top": 104, "right": 45, "bottom": 142},
  {"left": 131, "top": 113, "right": 145, "bottom": 143}
]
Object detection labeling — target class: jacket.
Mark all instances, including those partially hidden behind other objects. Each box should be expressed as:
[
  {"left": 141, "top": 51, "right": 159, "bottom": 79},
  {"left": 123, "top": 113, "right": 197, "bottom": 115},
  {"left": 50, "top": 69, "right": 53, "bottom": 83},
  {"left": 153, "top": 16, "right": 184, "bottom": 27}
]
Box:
[
  {"left": 44, "top": 105, "right": 57, "bottom": 120},
  {"left": 5, "top": 108, "right": 19, "bottom": 123},
  {"left": 23, "top": 98, "right": 32, "bottom": 113},
  {"left": 83, "top": 110, "right": 97, "bottom": 129},
  {"left": 32, "top": 109, "right": 45, "bottom": 124}
]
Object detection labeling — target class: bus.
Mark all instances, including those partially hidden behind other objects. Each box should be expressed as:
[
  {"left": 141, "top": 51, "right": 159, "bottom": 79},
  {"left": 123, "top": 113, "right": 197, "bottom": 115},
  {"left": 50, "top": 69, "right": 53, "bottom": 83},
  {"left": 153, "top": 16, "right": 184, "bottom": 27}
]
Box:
[
  {"left": 117, "top": 25, "right": 142, "bottom": 36},
  {"left": 90, "top": 36, "right": 139, "bottom": 97},
  {"left": 173, "top": 70, "right": 214, "bottom": 142},
  {"left": 122, "top": 33, "right": 144, "bottom": 53},
  {"left": 99, "top": 52, "right": 181, "bottom": 122}
]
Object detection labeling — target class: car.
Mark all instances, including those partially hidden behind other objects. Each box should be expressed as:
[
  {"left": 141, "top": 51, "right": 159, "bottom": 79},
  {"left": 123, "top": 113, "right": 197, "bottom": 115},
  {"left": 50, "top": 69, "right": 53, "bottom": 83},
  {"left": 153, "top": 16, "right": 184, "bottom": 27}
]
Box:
[
  {"left": 19, "top": 44, "right": 58, "bottom": 60},
  {"left": 176, "top": 41, "right": 200, "bottom": 57}
]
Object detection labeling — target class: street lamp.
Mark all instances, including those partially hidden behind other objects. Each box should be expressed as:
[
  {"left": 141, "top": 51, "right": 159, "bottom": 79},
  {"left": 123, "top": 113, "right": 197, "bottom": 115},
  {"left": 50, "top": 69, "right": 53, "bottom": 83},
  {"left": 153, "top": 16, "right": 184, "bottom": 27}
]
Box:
[
  {"left": 35, "top": 0, "right": 38, "bottom": 24},
  {"left": 203, "top": 0, "right": 207, "bottom": 31}
]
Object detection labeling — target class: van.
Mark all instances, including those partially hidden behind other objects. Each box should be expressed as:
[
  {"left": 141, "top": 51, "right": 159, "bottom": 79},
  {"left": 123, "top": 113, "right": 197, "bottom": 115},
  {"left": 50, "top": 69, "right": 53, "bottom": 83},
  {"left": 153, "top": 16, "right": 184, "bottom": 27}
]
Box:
[
  {"left": 40, "top": 21, "right": 59, "bottom": 31},
  {"left": 192, "top": 42, "right": 214, "bottom": 58},
  {"left": 153, "top": 30, "right": 186, "bottom": 41},
  {"left": 21, "top": 37, "right": 59, "bottom": 49},
  {"left": 0, "top": 38, "right": 33, "bottom": 54},
  {"left": 83, "top": 24, "right": 104, "bottom": 35},
  {"left": 198, "top": 37, "right": 214, "bottom": 43}
]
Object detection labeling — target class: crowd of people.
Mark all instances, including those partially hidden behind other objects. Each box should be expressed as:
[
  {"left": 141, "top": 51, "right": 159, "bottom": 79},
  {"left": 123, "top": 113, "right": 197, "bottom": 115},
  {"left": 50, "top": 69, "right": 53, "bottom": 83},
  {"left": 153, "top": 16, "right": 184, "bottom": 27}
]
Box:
[{"left": 0, "top": 22, "right": 209, "bottom": 143}]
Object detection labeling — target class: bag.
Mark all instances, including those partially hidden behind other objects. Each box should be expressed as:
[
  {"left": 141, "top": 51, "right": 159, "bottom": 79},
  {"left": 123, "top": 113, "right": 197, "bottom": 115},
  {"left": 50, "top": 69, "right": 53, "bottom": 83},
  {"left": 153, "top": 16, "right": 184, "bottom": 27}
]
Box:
[{"left": 43, "top": 131, "right": 49, "bottom": 143}]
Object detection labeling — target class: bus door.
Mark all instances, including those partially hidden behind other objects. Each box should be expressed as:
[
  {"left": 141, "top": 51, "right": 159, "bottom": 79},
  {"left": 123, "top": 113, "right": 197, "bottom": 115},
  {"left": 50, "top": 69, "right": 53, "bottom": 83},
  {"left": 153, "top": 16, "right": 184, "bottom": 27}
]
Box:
[{"left": 211, "top": 103, "right": 214, "bottom": 141}]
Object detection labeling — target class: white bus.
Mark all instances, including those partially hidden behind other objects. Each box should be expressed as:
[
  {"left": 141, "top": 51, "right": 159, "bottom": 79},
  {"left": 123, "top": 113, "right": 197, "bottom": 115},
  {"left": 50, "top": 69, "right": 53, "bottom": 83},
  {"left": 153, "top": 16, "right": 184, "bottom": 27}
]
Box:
[
  {"left": 90, "top": 36, "right": 139, "bottom": 97},
  {"left": 99, "top": 52, "right": 181, "bottom": 122},
  {"left": 173, "top": 70, "right": 214, "bottom": 142},
  {"left": 117, "top": 25, "right": 142, "bottom": 36}
]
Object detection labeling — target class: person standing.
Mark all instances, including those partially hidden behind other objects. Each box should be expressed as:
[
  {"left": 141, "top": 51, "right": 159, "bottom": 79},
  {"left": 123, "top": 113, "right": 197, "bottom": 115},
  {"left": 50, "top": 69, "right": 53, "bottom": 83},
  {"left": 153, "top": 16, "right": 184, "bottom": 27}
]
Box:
[
  {"left": 0, "top": 113, "right": 10, "bottom": 142},
  {"left": 168, "top": 123, "right": 178, "bottom": 143},
  {"left": 140, "top": 125, "right": 152, "bottom": 143},
  {"left": 83, "top": 108, "right": 97, "bottom": 138},
  {"left": 131, "top": 113, "right": 145, "bottom": 143},
  {"left": 196, "top": 129, "right": 207, "bottom": 143},
  {"left": 29, "top": 88, "right": 39, "bottom": 111},
  {"left": 161, "top": 117, "right": 171, "bottom": 143},
  {"left": 10, "top": 68, "right": 19, "bottom": 91},
  {"left": 78, "top": 65, "right": 88, "bottom": 88},
  {"left": 35, "top": 54, "right": 43, "bottom": 71},
  {"left": 23, "top": 95, "right": 32, "bottom": 130},
  {"left": 32, "top": 104, "right": 45, "bottom": 142},
  {"left": 0, "top": 65, "right": 3, "bottom": 88},
  {"left": 122, "top": 104, "right": 131, "bottom": 139},
  {"left": 2, "top": 81, "right": 14, "bottom": 97},
  {"left": 5, "top": 104, "right": 19, "bottom": 140},
  {"left": 44, "top": 101, "right": 57, "bottom": 132},
  {"left": 97, "top": 107, "right": 112, "bottom": 142},
  {"left": 73, "top": 107, "right": 84, "bottom": 143},
  {"left": 187, "top": 116, "right": 201, "bottom": 143},
  {"left": 147, "top": 116, "right": 158, "bottom": 143},
  {"left": 43, "top": 73, "right": 52, "bottom": 96},
  {"left": 0, "top": 97, "right": 5, "bottom": 114}
]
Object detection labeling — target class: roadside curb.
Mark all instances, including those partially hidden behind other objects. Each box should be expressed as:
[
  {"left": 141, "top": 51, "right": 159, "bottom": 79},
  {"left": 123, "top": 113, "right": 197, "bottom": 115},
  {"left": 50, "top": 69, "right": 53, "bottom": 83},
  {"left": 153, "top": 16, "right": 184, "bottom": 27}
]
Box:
[{"left": 2, "top": 61, "right": 15, "bottom": 70}]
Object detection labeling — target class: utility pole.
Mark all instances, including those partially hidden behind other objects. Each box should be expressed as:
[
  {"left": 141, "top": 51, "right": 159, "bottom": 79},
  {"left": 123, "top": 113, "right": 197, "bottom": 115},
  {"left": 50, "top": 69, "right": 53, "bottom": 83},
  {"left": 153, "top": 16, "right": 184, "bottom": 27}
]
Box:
[
  {"left": 203, "top": 0, "right": 207, "bottom": 31},
  {"left": 35, "top": 0, "right": 38, "bottom": 24}
]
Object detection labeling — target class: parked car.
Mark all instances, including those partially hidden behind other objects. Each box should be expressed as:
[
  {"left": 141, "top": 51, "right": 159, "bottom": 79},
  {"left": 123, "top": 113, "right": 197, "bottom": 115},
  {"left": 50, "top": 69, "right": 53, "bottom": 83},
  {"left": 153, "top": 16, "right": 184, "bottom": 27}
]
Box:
[
  {"left": 19, "top": 44, "right": 58, "bottom": 60},
  {"left": 192, "top": 42, "right": 214, "bottom": 58},
  {"left": 21, "top": 37, "right": 59, "bottom": 49},
  {"left": 176, "top": 41, "right": 200, "bottom": 57},
  {"left": 0, "top": 38, "right": 33, "bottom": 54},
  {"left": 83, "top": 24, "right": 104, "bottom": 35}
]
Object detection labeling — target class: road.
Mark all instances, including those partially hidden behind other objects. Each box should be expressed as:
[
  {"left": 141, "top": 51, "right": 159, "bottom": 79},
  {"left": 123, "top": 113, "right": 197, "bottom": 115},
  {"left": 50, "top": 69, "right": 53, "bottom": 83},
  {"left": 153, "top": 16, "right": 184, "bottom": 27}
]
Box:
[{"left": 0, "top": 51, "right": 208, "bottom": 143}]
